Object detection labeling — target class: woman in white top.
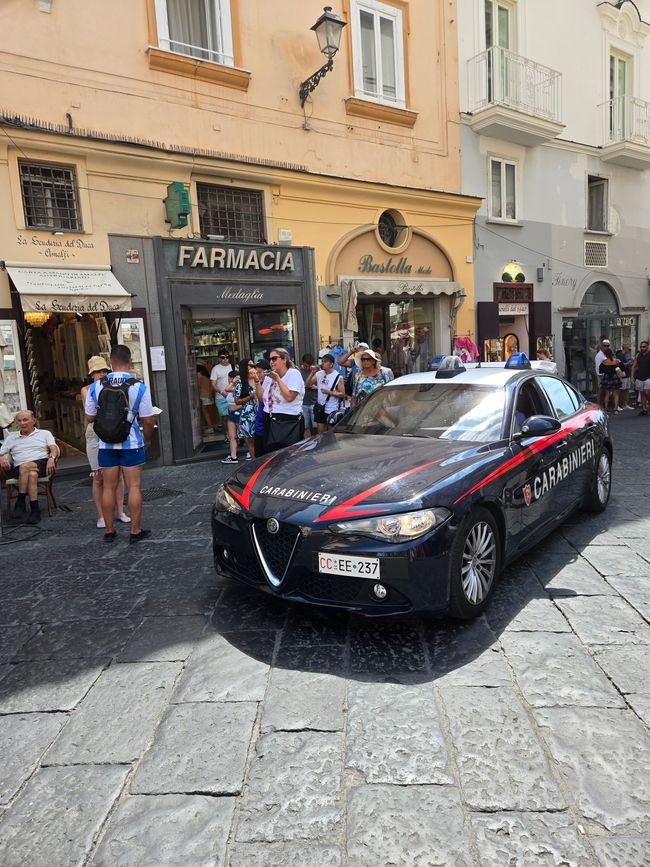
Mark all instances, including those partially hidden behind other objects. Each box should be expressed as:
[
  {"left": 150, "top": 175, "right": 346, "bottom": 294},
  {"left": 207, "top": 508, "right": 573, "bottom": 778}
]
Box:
[
  {"left": 257, "top": 347, "right": 305, "bottom": 451},
  {"left": 306, "top": 353, "right": 346, "bottom": 433}
]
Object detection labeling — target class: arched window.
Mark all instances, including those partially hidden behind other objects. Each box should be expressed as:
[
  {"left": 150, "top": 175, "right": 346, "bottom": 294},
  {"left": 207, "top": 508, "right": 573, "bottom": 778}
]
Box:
[{"left": 579, "top": 282, "right": 619, "bottom": 316}]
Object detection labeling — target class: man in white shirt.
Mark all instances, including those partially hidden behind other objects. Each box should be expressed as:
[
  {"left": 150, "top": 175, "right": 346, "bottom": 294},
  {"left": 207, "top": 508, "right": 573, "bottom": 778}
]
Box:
[
  {"left": 0, "top": 410, "right": 57, "bottom": 523},
  {"left": 594, "top": 338, "right": 610, "bottom": 406},
  {"left": 210, "top": 352, "right": 233, "bottom": 435}
]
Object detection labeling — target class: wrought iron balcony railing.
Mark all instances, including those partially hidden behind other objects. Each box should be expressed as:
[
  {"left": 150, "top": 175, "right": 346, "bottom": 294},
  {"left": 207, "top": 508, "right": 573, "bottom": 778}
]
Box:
[
  {"left": 467, "top": 46, "right": 562, "bottom": 122},
  {"left": 604, "top": 95, "right": 650, "bottom": 147}
]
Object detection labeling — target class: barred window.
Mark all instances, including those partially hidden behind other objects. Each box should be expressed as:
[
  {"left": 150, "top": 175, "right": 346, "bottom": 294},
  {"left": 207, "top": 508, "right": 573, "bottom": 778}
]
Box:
[
  {"left": 19, "top": 161, "right": 82, "bottom": 231},
  {"left": 197, "top": 184, "right": 265, "bottom": 243}
]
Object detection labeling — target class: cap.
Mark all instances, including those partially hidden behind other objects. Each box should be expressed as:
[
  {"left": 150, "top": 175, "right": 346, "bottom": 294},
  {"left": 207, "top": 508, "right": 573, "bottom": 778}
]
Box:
[
  {"left": 321, "top": 353, "right": 335, "bottom": 364},
  {"left": 357, "top": 342, "right": 370, "bottom": 350},
  {"left": 88, "top": 355, "right": 110, "bottom": 374},
  {"left": 255, "top": 358, "right": 271, "bottom": 370}
]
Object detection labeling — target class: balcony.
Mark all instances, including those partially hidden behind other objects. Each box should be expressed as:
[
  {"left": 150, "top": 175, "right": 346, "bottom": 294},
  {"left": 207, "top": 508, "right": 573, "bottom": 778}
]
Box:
[
  {"left": 601, "top": 96, "right": 650, "bottom": 170},
  {"left": 466, "top": 46, "right": 564, "bottom": 146}
]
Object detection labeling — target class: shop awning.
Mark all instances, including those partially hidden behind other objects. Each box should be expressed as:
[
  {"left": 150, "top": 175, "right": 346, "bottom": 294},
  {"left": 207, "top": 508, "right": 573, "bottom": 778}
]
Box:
[
  {"left": 341, "top": 278, "right": 464, "bottom": 331},
  {"left": 7, "top": 267, "right": 133, "bottom": 315}
]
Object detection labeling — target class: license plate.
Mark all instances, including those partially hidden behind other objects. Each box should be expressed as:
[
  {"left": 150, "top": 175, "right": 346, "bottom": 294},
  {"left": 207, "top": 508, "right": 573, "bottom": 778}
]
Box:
[{"left": 318, "top": 552, "right": 380, "bottom": 579}]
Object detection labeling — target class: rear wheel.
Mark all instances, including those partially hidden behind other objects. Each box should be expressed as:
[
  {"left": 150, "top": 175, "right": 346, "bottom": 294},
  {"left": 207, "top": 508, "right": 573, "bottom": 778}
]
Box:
[
  {"left": 449, "top": 507, "right": 500, "bottom": 619},
  {"left": 583, "top": 447, "right": 611, "bottom": 513}
]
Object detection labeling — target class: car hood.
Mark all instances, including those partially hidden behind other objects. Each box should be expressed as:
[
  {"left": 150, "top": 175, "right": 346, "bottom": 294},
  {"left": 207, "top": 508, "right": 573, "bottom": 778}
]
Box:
[{"left": 225, "top": 432, "right": 508, "bottom": 523}]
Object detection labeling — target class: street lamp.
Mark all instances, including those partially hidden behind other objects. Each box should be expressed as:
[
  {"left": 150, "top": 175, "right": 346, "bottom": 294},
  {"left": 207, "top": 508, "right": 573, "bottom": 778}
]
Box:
[{"left": 299, "top": 6, "right": 346, "bottom": 107}]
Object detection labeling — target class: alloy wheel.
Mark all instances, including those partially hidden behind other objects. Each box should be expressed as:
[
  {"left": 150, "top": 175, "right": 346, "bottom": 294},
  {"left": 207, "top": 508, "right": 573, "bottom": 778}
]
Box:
[
  {"left": 461, "top": 520, "right": 497, "bottom": 605},
  {"left": 596, "top": 452, "right": 611, "bottom": 505}
]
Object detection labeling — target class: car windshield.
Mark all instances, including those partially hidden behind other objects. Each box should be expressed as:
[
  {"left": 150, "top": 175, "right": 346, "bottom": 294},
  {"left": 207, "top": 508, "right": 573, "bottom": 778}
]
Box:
[{"left": 335, "top": 383, "right": 506, "bottom": 443}]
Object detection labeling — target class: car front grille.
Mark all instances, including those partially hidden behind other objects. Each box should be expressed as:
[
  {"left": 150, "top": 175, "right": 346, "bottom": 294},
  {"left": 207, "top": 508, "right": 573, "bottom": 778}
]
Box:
[
  {"left": 298, "top": 573, "right": 367, "bottom": 603},
  {"left": 252, "top": 520, "right": 301, "bottom": 585}
]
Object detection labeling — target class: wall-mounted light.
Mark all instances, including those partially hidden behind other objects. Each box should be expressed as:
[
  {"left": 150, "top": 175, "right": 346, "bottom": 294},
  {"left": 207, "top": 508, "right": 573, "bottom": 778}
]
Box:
[
  {"left": 501, "top": 260, "right": 526, "bottom": 283},
  {"left": 299, "top": 6, "right": 346, "bottom": 107}
]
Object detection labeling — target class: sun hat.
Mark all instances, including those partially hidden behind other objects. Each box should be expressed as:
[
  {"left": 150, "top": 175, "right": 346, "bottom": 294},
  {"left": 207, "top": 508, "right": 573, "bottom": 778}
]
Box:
[
  {"left": 357, "top": 349, "right": 381, "bottom": 365},
  {"left": 88, "top": 355, "right": 110, "bottom": 374}
]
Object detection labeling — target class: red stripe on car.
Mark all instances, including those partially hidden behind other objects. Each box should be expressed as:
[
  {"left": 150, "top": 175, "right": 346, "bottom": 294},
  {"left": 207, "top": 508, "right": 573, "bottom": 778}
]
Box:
[{"left": 228, "top": 455, "right": 276, "bottom": 510}]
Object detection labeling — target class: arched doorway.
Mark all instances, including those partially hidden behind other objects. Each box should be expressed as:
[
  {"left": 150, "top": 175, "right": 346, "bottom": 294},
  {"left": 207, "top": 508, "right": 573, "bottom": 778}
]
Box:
[{"left": 562, "top": 281, "right": 637, "bottom": 396}]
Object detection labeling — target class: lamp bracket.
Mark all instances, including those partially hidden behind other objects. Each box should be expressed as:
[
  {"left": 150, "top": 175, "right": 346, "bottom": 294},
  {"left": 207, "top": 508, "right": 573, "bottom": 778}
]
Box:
[{"left": 299, "top": 57, "right": 334, "bottom": 107}]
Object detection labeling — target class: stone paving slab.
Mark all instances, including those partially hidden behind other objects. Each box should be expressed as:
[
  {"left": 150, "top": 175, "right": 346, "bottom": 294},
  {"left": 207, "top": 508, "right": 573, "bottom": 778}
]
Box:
[
  {"left": 346, "top": 681, "right": 452, "bottom": 784},
  {"left": 626, "top": 693, "right": 650, "bottom": 727},
  {"left": 282, "top": 608, "right": 349, "bottom": 647},
  {"left": 118, "top": 615, "right": 209, "bottom": 662},
  {"left": 605, "top": 574, "right": 650, "bottom": 622},
  {"left": 591, "top": 836, "right": 650, "bottom": 866},
  {"left": 579, "top": 545, "right": 650, "bottom": 577},
  {"left": 0, "top": 624, "right": 39, "bottom": 662},
  {"left": 526, "top": 554, "right": 619, "bottom": 597},
  {"left": 348, "top": 622, "right": 427, "bottom": 673},
  {"left": 624, "top": 538, "right": 650, "bottom": 564},
  {"left": 0, "top": 713, "right": 67, "bottom": 804},
  {"left": 534, "top": 707, "right": 650, "bottom": 835},
  {"left": 209, "top": 585, "right": 289, "bottom": 632},
  {"left": 131, "top": 701, "right": 257, "bottom": 795},
  {"left": 236, "top": 731, "right": 343, "bottom": 842},
  {"left": 29, "top": 589, "right": 146, "bottom": 623},
  {"left": 556, "top": 596, "right": 650, "bottom": 646},
  {"left": 172, "top": 631, "right": 273, "bottom": 702},
  {"left": 0, "top": 764, "right": 129, "bottom": 867},
  {"left": 0, "top": 659, "right": 106, "bottom": 713},
  {"left": 440, "top": 686, "right": 565, "bottom": 811},
  {"left": 470, "top": 811, "right": 593, "bottom": 867},
  {"left": 0, "top": 576, "right": 48, "bottom": 601},
  {"left": 45, "top": 661, "right": 182, "bottom": 765},
  {"left": 261, "top": 669, "right": 345, "bottom": 733},
  {"left": 15, "top": 618, "right": 142, "bottom": 661},
  {"left": 499, "top": 597, "right": 572, "bottom": 633},
  {"left": 138, "top": 589, "right": 217, "bottom": 618},
  {"left": 593, "top": 646, "right": 650, "bottom": 694},
  {"left": 500, "top": 631, "right": 625, "bottom": 708},
  {"left": 425, "top": 617, "right": 512, "bottom": 687},
  {"left": 274, "top": 641, "right": 346, "bottom": 674},
  {"left": 346, "top": 784, "right": 472, "bottom": 867},
  {"left": 561, "top": 525, "right": 628, "bottom": 549},
  {"left": 229, "top": 841, "right": 342, "bottom": 867},
  {"left": 92, "top": 794, "right": 236, "bottom": 867}
]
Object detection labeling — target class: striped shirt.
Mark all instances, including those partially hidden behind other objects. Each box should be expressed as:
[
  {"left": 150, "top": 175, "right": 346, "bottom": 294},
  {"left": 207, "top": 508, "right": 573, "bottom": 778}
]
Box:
[{"left": 84, "top": 373, "right": 153, "bottom": 450}]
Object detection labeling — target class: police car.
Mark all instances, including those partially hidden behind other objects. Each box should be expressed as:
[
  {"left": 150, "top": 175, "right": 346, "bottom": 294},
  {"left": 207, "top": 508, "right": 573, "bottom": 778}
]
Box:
[{"left": 212, "top": 355, "right": 612, "bottom": 619}]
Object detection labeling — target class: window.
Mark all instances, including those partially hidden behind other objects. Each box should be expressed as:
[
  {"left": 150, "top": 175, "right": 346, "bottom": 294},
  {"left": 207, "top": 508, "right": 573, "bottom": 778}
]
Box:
[
  {"left": 609, "top": 51, "right": 630, "bottom": 140},
  {"left": 489, "top": 157, "right": 517, "bottom": 221},
  {"left": 197, "top": 184, "right": 265, "bottom": 243},
  {"left": 351, "top": 0, "right": 405, "bottom": 107},
  {"left": 587, "top": 175, "right": 608, "bottom": 232},
  {"left": 154, "top": 0, "right": 233, "bottom": 66},
  {"left": 537, "top": 377, "right": 579, "bottom": 420},
  {"left": 19, "top": 161, "right": 81, "bottom": 231}
]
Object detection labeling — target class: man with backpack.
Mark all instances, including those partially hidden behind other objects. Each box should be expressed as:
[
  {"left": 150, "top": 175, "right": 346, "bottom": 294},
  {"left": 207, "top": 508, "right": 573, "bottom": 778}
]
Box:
[{"left": 84, "top": 344, "right": 155, "bottom": 543}]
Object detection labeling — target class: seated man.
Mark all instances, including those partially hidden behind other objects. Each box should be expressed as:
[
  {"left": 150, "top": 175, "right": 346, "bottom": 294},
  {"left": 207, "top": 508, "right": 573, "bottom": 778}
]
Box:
[{"left": 0, "top": 410, "right": 57, "bottom": 523}]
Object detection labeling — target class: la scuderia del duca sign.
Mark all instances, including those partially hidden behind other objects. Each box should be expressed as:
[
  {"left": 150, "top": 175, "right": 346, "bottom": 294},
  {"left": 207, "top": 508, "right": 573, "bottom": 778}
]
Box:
[{"left": 177, "top": 244, "right": 295, "bottom": 272}]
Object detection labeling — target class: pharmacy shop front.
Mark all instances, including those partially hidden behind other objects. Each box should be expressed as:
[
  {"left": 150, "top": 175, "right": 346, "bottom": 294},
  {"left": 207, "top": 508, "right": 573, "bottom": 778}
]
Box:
[{"left": 154, "top": 238, "right": 317, "bottom": 462}]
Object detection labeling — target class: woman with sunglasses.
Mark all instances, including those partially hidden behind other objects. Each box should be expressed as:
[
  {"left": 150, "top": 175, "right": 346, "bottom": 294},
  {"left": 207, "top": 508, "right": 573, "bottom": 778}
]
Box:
[
  {"left": 233, "top": 358, "right": 259, "bottom": 460},
  {"left": 259, "top": 347, "right": 305, "bottom": 452},
  {"left": 351, "top": 350, "right": 390, "bottom": 408}
]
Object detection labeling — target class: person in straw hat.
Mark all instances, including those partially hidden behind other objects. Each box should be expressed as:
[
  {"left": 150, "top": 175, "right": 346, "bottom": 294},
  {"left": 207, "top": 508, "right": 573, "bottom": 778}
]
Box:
[{"left": 80, "top": 356, "right": 130, "bottom": 529}]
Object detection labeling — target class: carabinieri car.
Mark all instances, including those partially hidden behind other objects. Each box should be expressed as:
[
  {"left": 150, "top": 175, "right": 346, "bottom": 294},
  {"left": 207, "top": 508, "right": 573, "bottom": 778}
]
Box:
[{"left": 212, "top": 355, "right": 612, "bottom": 619}]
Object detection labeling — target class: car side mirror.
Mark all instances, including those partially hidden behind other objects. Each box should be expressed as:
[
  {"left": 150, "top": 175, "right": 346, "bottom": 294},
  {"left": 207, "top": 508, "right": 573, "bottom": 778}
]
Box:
[{"left": 513, "top": 414, "right": 562, "bottom": 441}]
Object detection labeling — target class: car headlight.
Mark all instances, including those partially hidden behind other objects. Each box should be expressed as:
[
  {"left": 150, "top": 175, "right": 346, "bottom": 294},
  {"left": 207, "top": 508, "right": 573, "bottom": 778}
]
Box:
[
  {"left": 330, "top": 508, "right": 450, "bottom": 543},
  {"left": 214, "top": 484, "right": 243, "bottom": 514}
]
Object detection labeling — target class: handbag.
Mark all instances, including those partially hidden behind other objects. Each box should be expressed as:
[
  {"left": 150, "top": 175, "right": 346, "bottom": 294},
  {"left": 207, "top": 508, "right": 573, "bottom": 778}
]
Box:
[
  {"left": 314, "top": 403, "right": 328, "bottom": 425},
  {"left": 615, "top": 367, "right": 625, "bottom": 379},
  {"left": 266, "top": 413, "right": 304, "bottom": 450}
]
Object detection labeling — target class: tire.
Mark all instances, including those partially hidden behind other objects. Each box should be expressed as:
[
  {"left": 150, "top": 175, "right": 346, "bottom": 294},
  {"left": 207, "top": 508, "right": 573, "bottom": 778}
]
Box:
[
  {"left": 448, "top": 507, "right": 500, "bottom": 620},
  {"left": 583, "top": 447, "right": 612, "bottom": 513}
]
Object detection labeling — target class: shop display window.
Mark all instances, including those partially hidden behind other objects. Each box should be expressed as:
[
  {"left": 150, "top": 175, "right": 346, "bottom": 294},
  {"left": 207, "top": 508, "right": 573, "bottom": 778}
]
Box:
[
  {"left": 248, "top": 308, "right": 296, "bottom": 363},
  {"left": 483, "top": 338, "right": 504, "bottom": 362},
  {"left": 116, "top": 318, "right": 151, "bottom": 390},
  {"left": 0, "top": 321, "right": 27, "bottom": 426}
]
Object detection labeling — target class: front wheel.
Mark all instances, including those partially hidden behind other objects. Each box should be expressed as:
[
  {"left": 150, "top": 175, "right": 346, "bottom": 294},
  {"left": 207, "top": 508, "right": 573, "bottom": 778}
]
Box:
[
  {"left": 583, "top": 447, "right": 611, "bottom": 513},
  {"left": 448, "top": 507, "right": 500, "bottom": 620}
]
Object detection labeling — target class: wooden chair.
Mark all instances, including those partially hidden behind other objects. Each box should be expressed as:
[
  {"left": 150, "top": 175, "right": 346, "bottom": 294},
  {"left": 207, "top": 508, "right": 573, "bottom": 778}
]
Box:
[{"left": 3, "top": 444, "right": 60, "bottom": 519}]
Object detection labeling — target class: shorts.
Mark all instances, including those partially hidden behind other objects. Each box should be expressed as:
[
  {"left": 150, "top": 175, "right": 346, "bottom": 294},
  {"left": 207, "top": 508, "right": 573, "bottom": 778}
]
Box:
[
  {"left": 85, "top": 423, "right": 100, "bottom": 472},
  {"left": 11, "top": 457, "right": 48, "bottom": 479},
  {"left": 635, "top": 378, "right": 650, "bottom": 391},
  {"left": 215, "top": 396, "right": 230, "bottom": 417},
  {"left": 228, "top": 410, "right": 241, "bottom": 425},
  {"left": 98, "top": 447, "right": 146, "bottom": 468},
  {"left": 620, "top": 377, "right": 630, "bottom": 389},
  {"left": 302, "top": 404, "right": 316, "bottom": 431},
  {"left": 200, "top": 396, "right": 213, "bottom": 406}
]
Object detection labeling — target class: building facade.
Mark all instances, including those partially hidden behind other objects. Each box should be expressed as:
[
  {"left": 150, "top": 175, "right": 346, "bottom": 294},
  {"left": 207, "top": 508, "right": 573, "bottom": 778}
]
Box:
[
  {"left": 457, "top": 0, "right": 650, "bottom": 394},
  {"left": 0, "top": 0, "right": 478, "bottom": 464}
]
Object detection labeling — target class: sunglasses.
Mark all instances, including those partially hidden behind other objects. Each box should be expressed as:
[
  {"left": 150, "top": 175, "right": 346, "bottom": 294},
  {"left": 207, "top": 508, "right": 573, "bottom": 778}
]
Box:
[
  {"left": 219, "top": 356, "right": 229, "bottom": 360},
  {"left": 360, "top": 356, "right": 374, "bottom": 361},
  {"left": 269, "top": 355, "right": 281, "bottom": 361}
]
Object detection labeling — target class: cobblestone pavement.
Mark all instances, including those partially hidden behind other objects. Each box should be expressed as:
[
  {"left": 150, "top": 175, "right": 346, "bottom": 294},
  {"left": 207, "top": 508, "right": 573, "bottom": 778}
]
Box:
[{"left": 0, "top": 414, "right": 649, "bottom": 866}]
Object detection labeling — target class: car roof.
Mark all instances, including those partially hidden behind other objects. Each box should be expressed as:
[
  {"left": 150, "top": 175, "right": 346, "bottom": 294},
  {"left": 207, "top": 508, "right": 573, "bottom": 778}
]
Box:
[{"left": 384, "top": 363, "right": 557, "bottom": 389}]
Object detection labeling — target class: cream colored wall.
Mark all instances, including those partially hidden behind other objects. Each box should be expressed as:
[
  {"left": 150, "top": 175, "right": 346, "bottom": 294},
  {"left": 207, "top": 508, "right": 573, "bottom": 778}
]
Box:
[{"left": 0, "top": 0, "right": 461, "bottom": 191}]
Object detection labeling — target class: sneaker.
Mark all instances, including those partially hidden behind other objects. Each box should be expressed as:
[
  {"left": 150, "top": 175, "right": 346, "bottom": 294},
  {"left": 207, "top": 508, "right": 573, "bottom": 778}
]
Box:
[
  {"left": 623, "top": 405, "right": 634, "bottom": 410},
  {"left": 221, "top": 456, "right": 239, "bottom": 464},
  {"left": 615, "top": 407, "right": 623, "bottom": 413},
  {"left": 96, "top": 517, "right": 106, "bottom": 529},
  {"left": 129, "top": 529, "right": 150, "bottom": 544},
  {"left": 117, "top": 513, "right": 131, "bottom": 524},
  {"left": 639, "top": 410, "right": 648, "bottom": 416},
  {"left": 104, "top": 531, "right": 117, "bottom": 543},
  {"left": 245, "top": 453, "right": 252, "bottom": 461}
]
